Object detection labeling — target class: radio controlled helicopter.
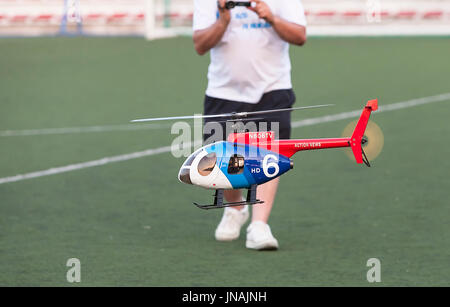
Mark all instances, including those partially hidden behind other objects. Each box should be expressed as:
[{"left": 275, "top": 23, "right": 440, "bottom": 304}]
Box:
[{"left": 132, "top": 99, "right": 380, "bottom": 209}]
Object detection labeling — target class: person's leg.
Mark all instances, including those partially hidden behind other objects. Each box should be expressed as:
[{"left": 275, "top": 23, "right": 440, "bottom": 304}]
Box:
[
  {"left": 224, "top": 190, "right": 244, "bottom": 210},
  {"left": 250, "top": 89, "right": 294, "bottom": 220},
  {"left": 204, "top": 95, "right": 254, "bottom": 211},
  {"left": 203, "top": 95, "right": 252, "bottom": 240},
  {"left": 216, "top": 189, "right": 248, "bottom": 241},
  {"left": 252, "top": 177, "right": 280, "bottom": 223},
  {"left": 246, "top": 177, "right": 280, "bottom": 250},
  {"left": 245, "top": 90, "right": 295, "bottom": 250}
]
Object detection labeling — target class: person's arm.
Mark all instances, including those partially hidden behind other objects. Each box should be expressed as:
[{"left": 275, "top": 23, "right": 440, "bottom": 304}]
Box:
[
  {"left": 193, "top": 0, "right": 231, "bottom": 55},
  {"left": 269, "top": 15, "right": 306, "bottom": 46},
  {"left": 248, "top": 0, "right": 306, "bottom": 46}
]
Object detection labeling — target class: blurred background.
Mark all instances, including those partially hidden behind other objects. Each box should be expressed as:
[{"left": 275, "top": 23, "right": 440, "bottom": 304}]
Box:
[{"left": 0, "top": 0, "right": 449, "bottom": 38}]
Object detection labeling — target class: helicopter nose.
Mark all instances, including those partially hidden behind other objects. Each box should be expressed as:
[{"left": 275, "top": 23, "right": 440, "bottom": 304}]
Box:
[{"left": 178, "top": 167, "right": 192, "bottom": 185}]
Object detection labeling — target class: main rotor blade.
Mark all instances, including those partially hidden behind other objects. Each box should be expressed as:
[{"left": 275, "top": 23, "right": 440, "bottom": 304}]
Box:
[
  {"left": 130, "top": 113, "right": 233, "bottom": 123},
  {"left": 130, "top": 104, "right": 333, "bottom": 123},
  {"left": 238, "top": 104, "right": 334, "bottom": 117},
  {"left": 131, "top": 114, "right": 214, "bottom": 123}
]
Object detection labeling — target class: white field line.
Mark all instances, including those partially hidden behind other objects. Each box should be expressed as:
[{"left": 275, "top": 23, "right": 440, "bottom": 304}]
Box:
[
  {"left": 0, "top": 93, "right": 449, "bottom": 185},
  {"left": 2, "top": 93, "right": 450, "bottom": 137},
  {"left": 292, "top": 92, "right": 450, "bottom": 128},
  {"left": 0, "top": 146, "right": 173, "bottom": 185},
  {"left": 0, "top": 123, "right": 171, "bottom": 137}
]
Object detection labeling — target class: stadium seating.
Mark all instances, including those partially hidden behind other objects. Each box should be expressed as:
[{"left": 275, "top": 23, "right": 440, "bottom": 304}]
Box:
[{"left": 0, "top": 0, "right": 449, "bottom": 36}]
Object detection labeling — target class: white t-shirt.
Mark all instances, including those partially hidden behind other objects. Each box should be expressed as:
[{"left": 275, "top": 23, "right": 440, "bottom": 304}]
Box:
[{"left": 193, "top": 0, "right": 307, "bottom": 103}]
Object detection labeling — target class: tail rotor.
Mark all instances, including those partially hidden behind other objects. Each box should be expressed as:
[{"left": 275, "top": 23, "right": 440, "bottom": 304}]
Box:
[{"left": 342, "top": 99, "right": 384, "bottom": 166}]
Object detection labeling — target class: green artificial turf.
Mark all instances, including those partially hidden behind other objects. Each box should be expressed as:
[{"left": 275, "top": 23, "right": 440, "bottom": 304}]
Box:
[{"left": 0, "top": 36, "right": 449, "bottom": 286}]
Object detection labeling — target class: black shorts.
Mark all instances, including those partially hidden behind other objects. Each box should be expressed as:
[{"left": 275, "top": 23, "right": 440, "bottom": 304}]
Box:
[{"left": 203, "top": 89, "right": 296, "bottom": 143}]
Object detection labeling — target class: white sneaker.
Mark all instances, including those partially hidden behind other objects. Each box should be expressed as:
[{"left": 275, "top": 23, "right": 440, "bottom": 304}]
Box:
[
  {"left": 246, "top": 221, "right": 279, "bottom": 250},
  {"left": 215, "top": 206, "right": 249, "bottom": 241}
]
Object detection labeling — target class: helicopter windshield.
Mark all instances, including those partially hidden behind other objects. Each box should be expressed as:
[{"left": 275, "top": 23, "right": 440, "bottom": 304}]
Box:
[
  {"left": 178, "top": 167, "right": 192, "bottom": 185},
  {"left": 182, "top": 148, "right": 203, "bottom": 168},
  {"left": 198, "top": 152, "right": 217, "bottom": 176}
]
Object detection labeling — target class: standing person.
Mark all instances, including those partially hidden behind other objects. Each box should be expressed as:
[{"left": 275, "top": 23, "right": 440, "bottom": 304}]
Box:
[{"left": 193, "top": 0, "right": 307, "bottom": 250}]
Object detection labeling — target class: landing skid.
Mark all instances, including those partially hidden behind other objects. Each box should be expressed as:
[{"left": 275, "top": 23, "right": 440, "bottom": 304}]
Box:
[
  {"left": 193, "top": 184, "right": 264, "bottom": 210},
  {"left": 194, "top": 200, "right": 264, "bottom": 210}
]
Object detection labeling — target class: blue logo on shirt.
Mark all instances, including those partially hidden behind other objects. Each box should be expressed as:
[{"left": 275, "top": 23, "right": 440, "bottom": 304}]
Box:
[
  {"left": 215, "top": 10, "right": 272, "bottom": 29},
  {"left": 235, "top": 12, "right": 248, "bottom": 19},
  {"left": 243, "top": 22, "right": 271, "bottom": 29}
]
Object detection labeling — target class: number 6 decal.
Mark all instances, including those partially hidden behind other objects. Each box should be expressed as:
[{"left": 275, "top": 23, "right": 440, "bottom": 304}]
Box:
[{"left": 262, "top": 154, "right": 280, "bottom": 178}]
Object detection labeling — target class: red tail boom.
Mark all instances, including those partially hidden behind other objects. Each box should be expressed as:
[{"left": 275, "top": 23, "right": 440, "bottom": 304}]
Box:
[{"left": 228, "top": 99, "right": 378, "bottom": 164}]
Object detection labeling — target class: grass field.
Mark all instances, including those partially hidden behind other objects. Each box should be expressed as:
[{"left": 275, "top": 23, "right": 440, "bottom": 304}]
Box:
[{"left": 0, "top": 36, "right": 449, "bottom": 286}]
